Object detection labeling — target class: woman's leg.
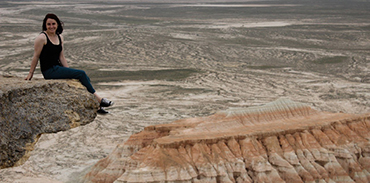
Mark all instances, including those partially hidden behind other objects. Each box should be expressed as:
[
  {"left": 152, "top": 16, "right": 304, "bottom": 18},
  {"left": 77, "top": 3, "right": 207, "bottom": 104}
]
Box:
[
  {"left": 43, "top": 65, "right": 96, "bottom": 94},
  {"left": 43, "top": 66, "right": 113, "bottom": 113},
  {"left": 94, "top": 93, "right": 102, "bottom": 103}
]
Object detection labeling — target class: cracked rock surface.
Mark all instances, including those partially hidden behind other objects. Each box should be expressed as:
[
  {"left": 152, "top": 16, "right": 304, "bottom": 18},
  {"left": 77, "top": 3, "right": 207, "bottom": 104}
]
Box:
[{"left": 0, "top": 76, "right": 98, "bottom": 169}]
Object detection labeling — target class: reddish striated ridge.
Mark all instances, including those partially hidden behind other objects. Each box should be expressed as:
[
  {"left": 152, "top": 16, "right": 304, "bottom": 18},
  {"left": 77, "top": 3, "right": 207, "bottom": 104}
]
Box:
[{"left": 83, "top": 99, "right": 370, "bottom": 183}]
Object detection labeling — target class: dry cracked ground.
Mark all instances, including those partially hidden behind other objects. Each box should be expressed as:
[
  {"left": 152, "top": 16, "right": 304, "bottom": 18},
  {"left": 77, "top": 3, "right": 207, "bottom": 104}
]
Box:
[{"left": 0, "top": 0, "right": 369, "bottom": 182}]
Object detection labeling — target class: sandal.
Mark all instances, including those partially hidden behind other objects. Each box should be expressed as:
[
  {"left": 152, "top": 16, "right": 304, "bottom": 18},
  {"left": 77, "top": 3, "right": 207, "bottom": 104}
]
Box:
[{"left": 100, "top": 98, "right": 114, "bottom": 107}]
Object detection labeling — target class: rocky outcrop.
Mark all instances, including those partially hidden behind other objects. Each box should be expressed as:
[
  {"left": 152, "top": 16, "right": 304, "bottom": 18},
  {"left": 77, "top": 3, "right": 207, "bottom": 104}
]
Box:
[
  {"left": 83, "top": 98, "right": 370, "bottom": 183},
  {"left": 0, "top": 76, "right": 99, "bottom": 169}
]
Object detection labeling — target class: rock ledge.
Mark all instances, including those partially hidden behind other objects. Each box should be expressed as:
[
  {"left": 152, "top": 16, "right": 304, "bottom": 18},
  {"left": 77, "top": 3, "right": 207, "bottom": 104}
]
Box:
[{"left": 0, "top": 76, "right": 98, "bottom": 168}]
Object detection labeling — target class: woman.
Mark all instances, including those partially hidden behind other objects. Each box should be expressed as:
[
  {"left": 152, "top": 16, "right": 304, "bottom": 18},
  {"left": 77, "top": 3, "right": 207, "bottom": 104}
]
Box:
[{"left": 25, "top": 13, "right": 113, "bottom": 114}]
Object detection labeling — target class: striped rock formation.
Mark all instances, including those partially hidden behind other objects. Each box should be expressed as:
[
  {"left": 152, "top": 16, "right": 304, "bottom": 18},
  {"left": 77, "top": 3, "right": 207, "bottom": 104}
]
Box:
[{"left": 83, "top": 99, "right": 370, "bottom": 183}]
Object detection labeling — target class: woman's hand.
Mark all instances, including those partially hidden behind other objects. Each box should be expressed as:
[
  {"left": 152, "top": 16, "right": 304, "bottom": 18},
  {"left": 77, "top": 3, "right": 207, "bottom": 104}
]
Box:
[
  {"left": 25, "top": 72, "right": 34, "bottom": 80},
  {"left": 25, "top": 33, "right": 45, "bottom": 81}
]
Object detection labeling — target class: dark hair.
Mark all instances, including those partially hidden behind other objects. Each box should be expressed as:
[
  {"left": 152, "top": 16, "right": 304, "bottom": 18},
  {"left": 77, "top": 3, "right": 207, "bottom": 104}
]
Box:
[{"left": 42, "top": 13, "right": 64, "bottom": 34}]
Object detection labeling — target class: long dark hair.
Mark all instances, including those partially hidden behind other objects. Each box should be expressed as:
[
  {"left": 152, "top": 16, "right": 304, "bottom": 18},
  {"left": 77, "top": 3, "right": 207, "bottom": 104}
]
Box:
[{"left": 42, "top": 13, "right": 64, "bottom": 34}]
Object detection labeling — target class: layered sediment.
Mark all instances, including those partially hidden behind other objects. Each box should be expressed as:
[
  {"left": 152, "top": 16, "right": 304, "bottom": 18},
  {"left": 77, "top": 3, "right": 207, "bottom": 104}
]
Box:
[
  {"left": 0, "top": 76, "right": 99, "bottom": 168},
  {"left": 83, "top": 99, "right": 370, "bottom": 183}
]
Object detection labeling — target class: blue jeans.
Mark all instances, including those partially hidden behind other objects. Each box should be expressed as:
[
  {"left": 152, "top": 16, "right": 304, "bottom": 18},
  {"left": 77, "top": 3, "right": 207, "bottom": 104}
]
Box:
[{"left": 42, "top": 65, "right": 96, "bottom": 94}]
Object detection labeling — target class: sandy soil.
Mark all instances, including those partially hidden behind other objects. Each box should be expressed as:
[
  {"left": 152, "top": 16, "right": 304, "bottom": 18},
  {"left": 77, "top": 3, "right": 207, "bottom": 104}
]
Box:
[{"left": 0, "top": 0, "right": 369, "bottom": 182}]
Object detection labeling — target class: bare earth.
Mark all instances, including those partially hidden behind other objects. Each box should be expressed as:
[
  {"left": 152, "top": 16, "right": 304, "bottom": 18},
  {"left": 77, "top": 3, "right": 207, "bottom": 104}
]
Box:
[{"left": 0, "top": 0, "right": 369, "bottom": 182}]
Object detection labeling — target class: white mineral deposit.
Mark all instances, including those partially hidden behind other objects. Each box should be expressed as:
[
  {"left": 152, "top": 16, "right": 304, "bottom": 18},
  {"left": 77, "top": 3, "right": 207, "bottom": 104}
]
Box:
[{"left": 0, "top": 0, "right": 369, "bottom": 182}]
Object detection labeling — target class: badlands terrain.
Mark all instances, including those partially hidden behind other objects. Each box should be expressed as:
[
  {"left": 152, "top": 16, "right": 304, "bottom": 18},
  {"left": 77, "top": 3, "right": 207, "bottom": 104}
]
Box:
[{"left": 0, "top": 0, "right": 369, "bottom": 182}]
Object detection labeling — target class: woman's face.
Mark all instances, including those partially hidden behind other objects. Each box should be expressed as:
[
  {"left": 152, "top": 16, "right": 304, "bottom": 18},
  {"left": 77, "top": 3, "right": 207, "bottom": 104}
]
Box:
[{"left": 45, "top": 18, "right": 58, "bottom": 34}]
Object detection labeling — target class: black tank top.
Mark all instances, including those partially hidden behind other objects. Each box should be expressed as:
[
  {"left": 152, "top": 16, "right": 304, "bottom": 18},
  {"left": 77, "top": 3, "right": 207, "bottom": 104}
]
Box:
[{"left": 39, "top": 32, "right": 62, "bottom": 72}]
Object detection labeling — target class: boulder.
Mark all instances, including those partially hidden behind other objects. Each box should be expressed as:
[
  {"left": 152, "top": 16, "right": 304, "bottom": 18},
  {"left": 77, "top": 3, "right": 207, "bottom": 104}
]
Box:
[
  {"left": 83, "top": 98, "right": 370, "bottom": 183},
  {"left": 0, "top": 76, "right": 99, "bottom": 169}
]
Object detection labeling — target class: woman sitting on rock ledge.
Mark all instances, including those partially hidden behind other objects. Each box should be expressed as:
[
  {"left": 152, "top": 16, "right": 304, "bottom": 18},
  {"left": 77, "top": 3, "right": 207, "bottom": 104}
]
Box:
[{"left": 25, "top": 13, "right": 113, "bottom": 114}]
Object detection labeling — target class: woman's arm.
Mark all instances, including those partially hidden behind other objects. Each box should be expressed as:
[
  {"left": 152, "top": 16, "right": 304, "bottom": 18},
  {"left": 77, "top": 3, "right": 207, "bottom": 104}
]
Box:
[
  {"left": 59, "top": 35, "right": 69, "bottom": 68},
  {"left": 25, "top": 34, "right": 46, "bottom": 80}
]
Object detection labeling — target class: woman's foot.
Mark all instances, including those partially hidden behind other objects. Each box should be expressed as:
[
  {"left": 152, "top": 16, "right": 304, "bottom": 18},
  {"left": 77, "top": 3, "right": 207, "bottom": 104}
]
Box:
[
  {"left": 97, "top": 107, "right": 109, "bottom": 114},
  {"left": 100, "top": 98, "right": 114, "bottom": 107}
]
